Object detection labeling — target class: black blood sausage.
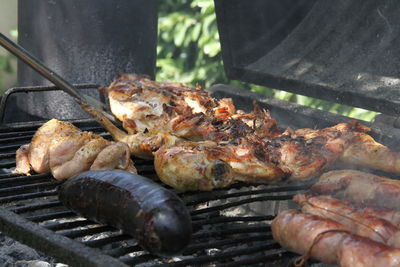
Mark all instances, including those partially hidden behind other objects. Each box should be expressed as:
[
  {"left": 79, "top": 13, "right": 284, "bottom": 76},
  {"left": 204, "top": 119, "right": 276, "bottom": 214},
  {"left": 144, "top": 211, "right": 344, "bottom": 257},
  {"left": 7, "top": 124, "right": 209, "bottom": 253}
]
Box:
[{"left": 58, "top": 170, "right": 192, "bottom": 256}]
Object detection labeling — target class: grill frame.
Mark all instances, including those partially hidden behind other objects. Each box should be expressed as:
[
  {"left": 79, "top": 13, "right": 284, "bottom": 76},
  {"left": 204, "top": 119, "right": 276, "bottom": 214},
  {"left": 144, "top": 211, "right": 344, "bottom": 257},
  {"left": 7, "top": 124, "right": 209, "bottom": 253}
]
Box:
[
  {"left": 0, "top": 84, "right": 399, "bottom": 266},
  {"left": 0, "top": 99, "right": 308, "bottom": 266}
]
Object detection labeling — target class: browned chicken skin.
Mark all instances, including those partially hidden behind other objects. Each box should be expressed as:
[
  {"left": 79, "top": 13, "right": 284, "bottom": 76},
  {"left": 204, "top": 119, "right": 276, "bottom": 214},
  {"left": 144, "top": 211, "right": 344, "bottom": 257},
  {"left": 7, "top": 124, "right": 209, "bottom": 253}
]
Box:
[
  {"left": 153, "top": 140, "right": 284, "bottom": 191},
  {"left": 15, "top": 119, "right": 136, "bottom": 180},
  {"left": 100, "top": 74, "right": 280, "bottom": 142},
  {"left": 79, "top": 74, "right": 400, "bottom": 190}
]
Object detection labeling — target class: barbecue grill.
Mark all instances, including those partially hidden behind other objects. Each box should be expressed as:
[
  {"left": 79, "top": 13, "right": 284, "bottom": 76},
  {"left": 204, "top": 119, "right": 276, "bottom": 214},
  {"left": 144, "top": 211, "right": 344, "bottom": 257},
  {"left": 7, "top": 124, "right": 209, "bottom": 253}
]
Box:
[{"left": 2, "top": 0, "right": 400, "bottom": 266}]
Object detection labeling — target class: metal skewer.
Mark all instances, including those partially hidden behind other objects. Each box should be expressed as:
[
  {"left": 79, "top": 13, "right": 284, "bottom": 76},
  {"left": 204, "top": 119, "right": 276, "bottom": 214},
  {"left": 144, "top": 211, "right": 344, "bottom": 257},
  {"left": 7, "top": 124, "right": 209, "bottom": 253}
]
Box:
[{"left": 0, "top": 32, "right": 109, "bottom": 113}]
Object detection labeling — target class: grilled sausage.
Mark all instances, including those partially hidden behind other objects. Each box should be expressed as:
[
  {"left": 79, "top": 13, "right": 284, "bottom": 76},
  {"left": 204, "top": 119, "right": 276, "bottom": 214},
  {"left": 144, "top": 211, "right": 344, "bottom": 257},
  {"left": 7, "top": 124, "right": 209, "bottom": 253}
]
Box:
[
  {"left": 309, "top": 170, "right": 400, "bottom": 210},
  {"left": 58, "top": 170, "right": 192, "bottom": 256}
]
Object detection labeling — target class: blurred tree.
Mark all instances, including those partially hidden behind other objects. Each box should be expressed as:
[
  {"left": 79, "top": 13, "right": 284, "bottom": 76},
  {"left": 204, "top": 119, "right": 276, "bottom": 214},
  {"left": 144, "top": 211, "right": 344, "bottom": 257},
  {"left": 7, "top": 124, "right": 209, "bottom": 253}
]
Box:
[
  {"left": 157, "top": 0, "right": 225, "bottom": 88},
  {"left": 0, "top": 29, "right": 17, "bottom": 93},
  {"left": 0, "top": 2, "right": 376, "bottom": 121},
  {"left": 156, "top": 0, "right": 377, "bottom": 121},
  {"left": 0, "top": 53, "right": 13, "bottom": 90}
]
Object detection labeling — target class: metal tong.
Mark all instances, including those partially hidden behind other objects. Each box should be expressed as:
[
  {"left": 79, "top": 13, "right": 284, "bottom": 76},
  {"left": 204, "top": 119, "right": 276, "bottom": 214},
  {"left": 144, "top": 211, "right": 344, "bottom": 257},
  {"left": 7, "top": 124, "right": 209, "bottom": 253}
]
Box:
[{"left": 0, "top": 32, "right": 112, "bottom": 117}]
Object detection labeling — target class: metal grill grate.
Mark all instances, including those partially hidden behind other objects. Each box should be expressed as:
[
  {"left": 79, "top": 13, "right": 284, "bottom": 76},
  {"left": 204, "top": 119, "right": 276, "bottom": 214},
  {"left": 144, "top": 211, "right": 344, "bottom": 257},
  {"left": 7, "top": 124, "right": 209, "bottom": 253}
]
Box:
[{"left": 0, "top": 120, "right": 309, "bottom": 267}]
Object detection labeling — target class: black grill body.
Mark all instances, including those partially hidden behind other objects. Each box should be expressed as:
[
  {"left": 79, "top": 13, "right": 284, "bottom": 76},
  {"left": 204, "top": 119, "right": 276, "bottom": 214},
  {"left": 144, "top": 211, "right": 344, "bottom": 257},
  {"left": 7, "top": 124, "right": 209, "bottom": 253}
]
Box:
[
  {"left": 3, "top": 0, "right": 400, "bottom": 265},
  {"left": 0, "top": 87, "right": 309, "bottom": 266},
  {"left": 13, "top": 0, "right": 158, "bottom": 123},
  {"left": 0, "top": 84, "right": 400, "bottom": 266},
  {"left": 215, "top": 0, "right": 400, "bottom": 116}
]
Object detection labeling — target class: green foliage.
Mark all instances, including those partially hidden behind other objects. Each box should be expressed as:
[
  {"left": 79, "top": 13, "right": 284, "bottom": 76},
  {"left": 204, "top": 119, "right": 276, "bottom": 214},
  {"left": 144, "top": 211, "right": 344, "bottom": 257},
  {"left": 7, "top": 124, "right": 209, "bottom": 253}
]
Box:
[
  {"left": 0, "top": 30, "right": 17, "bottom": 94},
  {"left": 156, "top": 0, "right": 377, "bottom": 121},
  {"left": 0, "top": 52, "right": 14, "bottom": 93},
  {"left": 157, "top": 0, "right": 226, "bottom": 88},
  {"left": 0, "top": 3, "right": 378, "bottom": 121}
]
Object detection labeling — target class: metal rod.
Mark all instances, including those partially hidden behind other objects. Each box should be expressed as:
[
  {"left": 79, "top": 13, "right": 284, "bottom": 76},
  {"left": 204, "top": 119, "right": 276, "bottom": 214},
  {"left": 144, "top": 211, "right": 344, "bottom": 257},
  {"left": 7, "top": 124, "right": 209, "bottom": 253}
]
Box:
[{"left": 0, "top": 33, "right": 106, "bottom": 111}]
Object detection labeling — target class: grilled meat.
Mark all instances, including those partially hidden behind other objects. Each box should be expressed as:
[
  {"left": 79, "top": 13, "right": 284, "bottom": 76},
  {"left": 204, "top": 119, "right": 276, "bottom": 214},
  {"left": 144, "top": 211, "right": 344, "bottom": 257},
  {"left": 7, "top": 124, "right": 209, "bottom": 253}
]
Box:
[
  {"left": 271, "top": 209, "right": 349, "bottom": 264},
  {"left": 101, "top": 75, "right": 400, "bottom": 173},
  {"left": 79, "top": 75, "right": 400, "bottom": 190},
  {"left": 354, "top": 206, "right": 400, "bottom": 229},
  {"left": 272, "top": 209, "right": 400, "bottom": 266},
  {"left": 100, "top": 74, "right": 280, "bottom": 142},
  {"left": 15, "top": 119, "right": 136, "bottom": 180},
  {"left": 308, "top": 170, "right": 400, "bottom": 210},
  {"left": 337, "top": 235, "right": 400, "bottom": 267},
  {"left": 154, "top": 140, "right": 284, "bottom": 191},
  {"left": 100, "top": 73, "right": 223, "bottom": 134},
  {"left": 293, "top": 194, "right": 400, "bottom": 247},
  {"left": 80, "top": 103, "right": 183, "bottom": 159},
  {"left": 292, "top": 121, "right": 400, "bottom": 174}
]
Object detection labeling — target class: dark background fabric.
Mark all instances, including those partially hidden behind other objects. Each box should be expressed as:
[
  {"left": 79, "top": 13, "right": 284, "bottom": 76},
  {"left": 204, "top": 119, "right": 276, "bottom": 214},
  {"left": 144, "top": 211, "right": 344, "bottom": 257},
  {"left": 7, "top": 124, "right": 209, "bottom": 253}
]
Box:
[{"left": 4, "top": 0, "right": 158, "bottom": 123}]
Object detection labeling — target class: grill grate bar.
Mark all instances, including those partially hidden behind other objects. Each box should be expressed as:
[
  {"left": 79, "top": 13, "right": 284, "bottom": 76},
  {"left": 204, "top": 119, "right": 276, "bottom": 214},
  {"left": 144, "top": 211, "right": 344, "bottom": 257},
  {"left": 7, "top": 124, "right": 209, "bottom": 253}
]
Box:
[
  {"left": 0, "top": 152, "right": 16, "bottom": 159},
  {"left": 120, "top": 254, "right": 156, "bottom": 266},
  {"left": 0, "top": 173, "right": 20, "bottom": 179},
  {"left": 0, "top": 190, "right": 58, "bottom": 204},
  {"left": 0, "top": 181, "right": 60, "bottom": 197},
  {"left": 83, "top": 234, "right": 132, "bottom": 248},
  {"left": 104, "top": 245, "right": 142, "bottom": 258},
  {"left": 0, "top": 143, "right": 28, "bottom": 151},
  {"left": 183, "top": 234, "right": 272, "bottom": 255},
  {"left": 190, "top": 194, "right": 296, "bottom": 216},
  {"left": 62, "top": 225, "right": 116, "bottom": 239},
  {"left": 0, "top": 160, "right": 17, "bottom": 169},
  {"left": 0, "top": 109, "right": 320, "bottom": 267},
  {"left": 192, "top": 215, "right": 274, "bottom": 226},
  {"left": 217, "top": 250, "right": 294, "bottom": 267},
  {"left": 185, "top": 184, "right": 309, "bottom": 206},
  {"left": 137, "top": 242, "right": 280, "bottom": 267},
  {"left": 27, "top": 210, "right": 76, "bottom": 222},
  {"left": 0, "top": 136, "right": 32, "bottom": 144},
  {"left": 11, "top": 201, "right": 62, "bottom": 214},
  {"left": 45, "top": 219, "right": 93, "bottom": 231},
  {"left": 0, "top": 173, "right": 52, "bottom": 186},
  {"left": 0, "top": 130, "right": 36, "bottom": 138},
  {"left": 192, "top": 225, "right": 269, "bottom": 240}
]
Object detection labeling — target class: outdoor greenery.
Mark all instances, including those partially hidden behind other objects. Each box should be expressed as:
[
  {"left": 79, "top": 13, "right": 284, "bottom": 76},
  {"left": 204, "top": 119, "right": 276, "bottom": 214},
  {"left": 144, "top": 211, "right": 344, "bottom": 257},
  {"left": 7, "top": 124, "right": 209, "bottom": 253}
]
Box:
[
  {"left": 156, "top": 0, "right": 377, "bottom": 122},
  {"left": 0, "top": 53, "right": 13, "bottom": 89},
  {"left": 0, "top": 29, "right": 17, "bottom": 94},
  {"left": 0, "top": 1, "right": 377, "bottom": 121}
]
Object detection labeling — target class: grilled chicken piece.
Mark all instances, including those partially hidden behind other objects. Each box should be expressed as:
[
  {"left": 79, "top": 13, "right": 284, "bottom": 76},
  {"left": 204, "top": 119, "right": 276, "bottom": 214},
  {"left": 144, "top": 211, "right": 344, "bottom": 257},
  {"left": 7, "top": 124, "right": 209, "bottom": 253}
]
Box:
[
  {"left": 14, "top": 119, "right": 136, "bottom": 180},
  {"left": 101, "top": 74, "right": 235, "bottom": 135},
  {"left": 309, "top": 170, "right": 400, "bottom": 210},
  {"left": 80, "top": 102, "right": 183, "bottom": 159},
  {"left": 153, "top": 140, "right": 285, "bottom": 191},
  {"left": 101, "top": 74, "right": 280, "bottom": 142},
  {"left": 79, "top": 75, "right": 400, "bottom": 190},
  {"left": 293, "top": 194, "right": 400, "bottom": 247},
  {"left": 293, "top": 121, "right": 400, "bottom": 174},
  {"left": 102, "top": 75, "right": 400, "bottom": 175},
  {"left": 272, "top": 209, "right": 400, "bottom": 266},
  {"left": 81, "top": 101, "right": 400, "bottom": 190}
]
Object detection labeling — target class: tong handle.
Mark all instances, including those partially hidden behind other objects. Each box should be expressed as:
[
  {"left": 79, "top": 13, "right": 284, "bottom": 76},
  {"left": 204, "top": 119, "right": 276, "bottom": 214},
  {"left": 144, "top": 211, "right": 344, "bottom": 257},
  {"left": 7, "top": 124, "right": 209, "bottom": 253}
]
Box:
[{"left": 0, "top": 32, "right": 106, "bottom": 110}]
